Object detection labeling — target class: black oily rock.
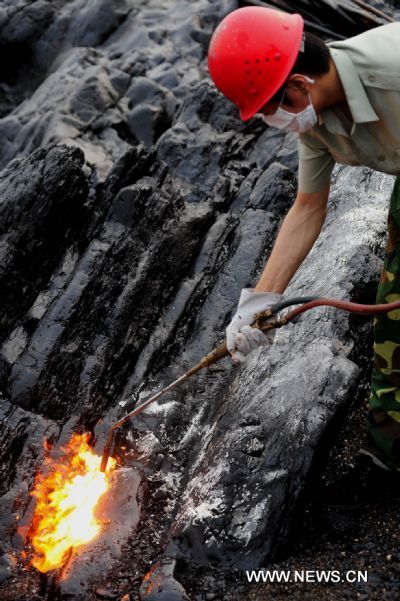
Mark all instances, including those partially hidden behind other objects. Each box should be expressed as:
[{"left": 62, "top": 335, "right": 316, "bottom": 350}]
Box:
[
  {"left": 0, "top": 145, "right": 88, "bottom": 347},
  {"left": 170, "top": 167, "right": 391, "bottom": 569},
  {"left": 0, "top": 0, "right": 237, "bottom": 175},
  {"left": 127, "top": 104, "right": 163, "bottom": 147},
  {"left": 125, "top": 77, "right": 165, "bottom": 107},
  {"left": 0, "top": 1, "right": 54, "bottom": 45},
  {"left": 0, "top": 552, "right": 16, "bottom": 583}
]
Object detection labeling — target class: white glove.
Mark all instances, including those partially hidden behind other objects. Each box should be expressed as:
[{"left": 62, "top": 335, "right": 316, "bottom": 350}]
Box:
[{"left": 226, "top": 288, "right": 283, "bottom": 364}]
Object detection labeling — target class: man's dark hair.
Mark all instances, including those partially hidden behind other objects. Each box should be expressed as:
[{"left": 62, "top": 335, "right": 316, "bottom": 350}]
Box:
[{"left": 269, "top": 32, "right": 330, "bottom": 103}]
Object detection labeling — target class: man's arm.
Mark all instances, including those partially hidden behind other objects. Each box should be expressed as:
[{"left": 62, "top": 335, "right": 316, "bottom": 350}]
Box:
[{"left": 254, "top": 182, "right": 330, "bottom": 294}]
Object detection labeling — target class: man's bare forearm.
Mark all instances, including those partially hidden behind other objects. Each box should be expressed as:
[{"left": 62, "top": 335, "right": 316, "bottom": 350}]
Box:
[{"left": 255, "top": 185, "right": 330, "bottom": 294}]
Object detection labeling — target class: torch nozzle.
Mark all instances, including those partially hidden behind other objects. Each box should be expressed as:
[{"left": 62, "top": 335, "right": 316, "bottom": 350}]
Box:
[{"left": 100, "top": 431, "right": 114, "bottom": 473}]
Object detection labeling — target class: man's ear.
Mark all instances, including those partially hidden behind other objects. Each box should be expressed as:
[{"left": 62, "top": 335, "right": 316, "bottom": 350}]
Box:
[{"left": 287, "top": 74, "right": 309, "bottom": 91}]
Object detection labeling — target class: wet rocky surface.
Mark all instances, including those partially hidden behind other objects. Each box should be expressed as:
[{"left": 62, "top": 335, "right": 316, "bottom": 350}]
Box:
[{"left": 1, "top": 1, "right": 400, "bottom": 600}]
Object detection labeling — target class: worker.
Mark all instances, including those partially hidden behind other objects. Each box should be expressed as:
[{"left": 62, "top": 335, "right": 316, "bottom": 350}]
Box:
[{"left": 208, "top": 6, "right": 400, "bottom": 504}]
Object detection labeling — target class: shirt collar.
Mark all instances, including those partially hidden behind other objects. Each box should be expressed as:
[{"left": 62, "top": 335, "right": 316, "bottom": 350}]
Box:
[{"left": 318, "top": 47, "right": 379, "bottom": 137}]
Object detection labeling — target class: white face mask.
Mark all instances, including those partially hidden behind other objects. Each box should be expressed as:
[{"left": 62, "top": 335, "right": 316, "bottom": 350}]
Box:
[{"left": 259, "top": 76, "right": 318, "bottom": 134}]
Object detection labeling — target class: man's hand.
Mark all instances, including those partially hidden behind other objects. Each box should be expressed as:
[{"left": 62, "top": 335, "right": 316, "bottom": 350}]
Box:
[
  {"left": 226, "top": 288, "right": 282, "bottom": 364},
  {"left": 227, "top": 185, "right": 329, "bottom": 364}
]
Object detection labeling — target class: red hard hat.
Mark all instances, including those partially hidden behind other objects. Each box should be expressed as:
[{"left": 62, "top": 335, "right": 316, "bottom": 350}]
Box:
[{"left": 208, "top": 7, "right": 304, "bottom": 121}]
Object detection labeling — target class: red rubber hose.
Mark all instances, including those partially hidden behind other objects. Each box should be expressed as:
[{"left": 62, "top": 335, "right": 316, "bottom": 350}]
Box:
[{"left": 281, "top": 298, "right": 400, "bottom": 324}]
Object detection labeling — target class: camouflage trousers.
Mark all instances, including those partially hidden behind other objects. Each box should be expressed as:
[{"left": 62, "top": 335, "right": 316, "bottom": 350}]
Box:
[{"left": 365, "top": 176, "right": 400, "bottom": 471}]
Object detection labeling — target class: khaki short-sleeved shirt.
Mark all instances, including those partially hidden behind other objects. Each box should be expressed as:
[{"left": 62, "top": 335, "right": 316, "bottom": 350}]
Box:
[{"left": 298, "top": 22, "right": 400, "bottom": 194}]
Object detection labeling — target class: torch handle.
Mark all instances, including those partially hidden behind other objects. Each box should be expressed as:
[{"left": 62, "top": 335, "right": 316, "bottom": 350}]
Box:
[{"left": 191, "top": 311, "right": 280, "bottom": 372}]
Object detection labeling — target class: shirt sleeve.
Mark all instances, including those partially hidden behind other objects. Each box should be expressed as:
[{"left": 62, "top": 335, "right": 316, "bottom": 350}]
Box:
[{"left": 297, "top": 137, "right": 335, "bottom": 194}]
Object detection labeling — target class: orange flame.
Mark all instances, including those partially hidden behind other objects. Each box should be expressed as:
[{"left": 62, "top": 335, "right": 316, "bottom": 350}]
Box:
[{"left": 28, "top": 433, "right": 116, "bottom": 573}]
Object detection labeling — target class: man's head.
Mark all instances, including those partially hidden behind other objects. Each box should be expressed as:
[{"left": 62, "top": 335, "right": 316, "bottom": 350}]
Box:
[
  {"left": 258, "top": 32, "right": 330, "bottom": 125},
  {"left": 208, "top": 7, "right": 332, "bottom": 130}
]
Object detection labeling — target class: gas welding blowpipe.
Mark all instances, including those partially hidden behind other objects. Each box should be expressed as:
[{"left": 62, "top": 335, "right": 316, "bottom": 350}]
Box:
[{"left": 99, "top": 295, "right": 400, "bottom": 472}]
